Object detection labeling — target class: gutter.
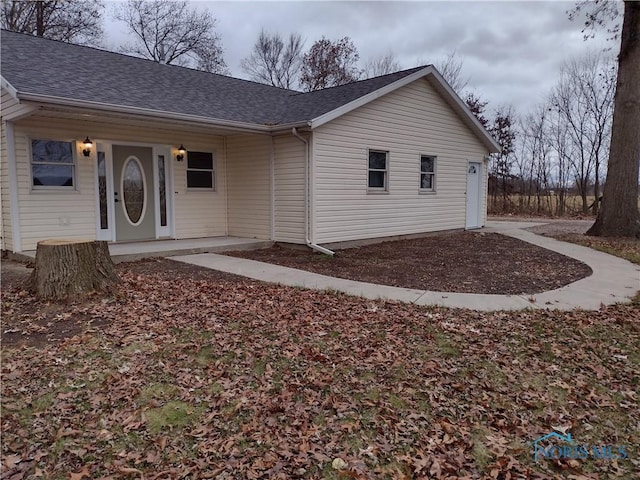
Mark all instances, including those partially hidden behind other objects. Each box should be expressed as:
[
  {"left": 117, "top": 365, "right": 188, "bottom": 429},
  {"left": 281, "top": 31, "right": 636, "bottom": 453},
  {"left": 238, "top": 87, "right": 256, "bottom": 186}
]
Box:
[{"left": 291, "top": 127, "right": 335, "bottom": 256}]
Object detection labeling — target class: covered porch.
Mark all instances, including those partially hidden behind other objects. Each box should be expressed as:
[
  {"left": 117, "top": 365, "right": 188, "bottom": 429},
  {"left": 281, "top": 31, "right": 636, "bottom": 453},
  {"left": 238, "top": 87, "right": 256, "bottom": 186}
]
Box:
[{"left": 12, "top": 236, "right": 273, "bottom": 264}]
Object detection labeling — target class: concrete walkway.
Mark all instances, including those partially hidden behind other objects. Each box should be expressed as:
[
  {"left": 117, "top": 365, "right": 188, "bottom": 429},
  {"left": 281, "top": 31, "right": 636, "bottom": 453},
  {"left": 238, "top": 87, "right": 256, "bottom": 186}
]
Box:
[{"left": 172, "top": 221, "right": 640, "bottom": 311}]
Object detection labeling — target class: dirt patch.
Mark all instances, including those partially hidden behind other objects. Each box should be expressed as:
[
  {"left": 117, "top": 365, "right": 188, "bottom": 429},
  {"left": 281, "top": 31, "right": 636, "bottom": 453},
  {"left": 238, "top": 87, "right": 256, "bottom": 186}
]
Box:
[
  {"left": 227, "top": 231, "right": 592, "bottom": 295},
  {"left": 1, "top": 263, "right": 111, "bottom": 348},
  {"left": 1, "top": 259, "right": 32, "bottom": 290}
]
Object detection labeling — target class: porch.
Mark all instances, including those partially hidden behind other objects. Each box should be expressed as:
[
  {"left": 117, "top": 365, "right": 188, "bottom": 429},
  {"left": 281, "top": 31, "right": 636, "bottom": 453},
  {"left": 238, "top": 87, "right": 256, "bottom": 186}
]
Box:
[{"left": 12, "top": 236, "right": 273, "bottom": 264}]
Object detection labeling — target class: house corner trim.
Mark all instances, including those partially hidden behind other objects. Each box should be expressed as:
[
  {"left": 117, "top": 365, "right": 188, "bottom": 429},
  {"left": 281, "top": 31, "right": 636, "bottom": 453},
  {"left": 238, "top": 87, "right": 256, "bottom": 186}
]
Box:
[{"left": 5, "top": 121, "right": 22, "bottom": 252}]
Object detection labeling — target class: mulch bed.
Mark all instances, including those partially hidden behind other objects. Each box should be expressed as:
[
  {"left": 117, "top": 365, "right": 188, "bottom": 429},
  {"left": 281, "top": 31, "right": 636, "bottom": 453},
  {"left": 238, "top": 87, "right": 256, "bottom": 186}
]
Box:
[{"left": 227, "top": 231, "right": 592, "bottom": 295}]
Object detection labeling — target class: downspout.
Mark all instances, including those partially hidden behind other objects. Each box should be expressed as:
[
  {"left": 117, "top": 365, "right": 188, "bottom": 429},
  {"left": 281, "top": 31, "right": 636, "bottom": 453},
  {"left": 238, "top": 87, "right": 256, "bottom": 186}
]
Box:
[
  {"left": 269, "top": 135, "right": 275, "bottom": 240},
  {"left": 291, "top": 127, "right": 335, "bottom": 256}
]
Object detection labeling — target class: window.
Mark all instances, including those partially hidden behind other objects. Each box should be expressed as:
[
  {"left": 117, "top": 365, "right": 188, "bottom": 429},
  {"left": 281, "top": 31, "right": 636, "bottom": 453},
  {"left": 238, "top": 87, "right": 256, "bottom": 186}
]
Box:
[
  {"left": 157, "top": 155, "right": 167, "bottom": 226},
  {"left": 368, "top": 150, "right": 388, "bottom": 190},
  {"left": 420, "top": 155, "right": 436, "bottom": 192},
  {"left": 31, "top": 139, "right": 75, "bottom": 188},
  {"left": 97, "top": 151, "right": 108, "bottom": 229},
  {"left": 186, "top": 151, "right": 215, "bottom": 190}
]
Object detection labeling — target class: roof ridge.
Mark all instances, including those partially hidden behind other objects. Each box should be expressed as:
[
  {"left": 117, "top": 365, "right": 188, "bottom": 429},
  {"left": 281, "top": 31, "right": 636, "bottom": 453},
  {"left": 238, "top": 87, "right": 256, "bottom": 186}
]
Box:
[{"left": 288, "top": 65, "right": 431, "bottom": 98}]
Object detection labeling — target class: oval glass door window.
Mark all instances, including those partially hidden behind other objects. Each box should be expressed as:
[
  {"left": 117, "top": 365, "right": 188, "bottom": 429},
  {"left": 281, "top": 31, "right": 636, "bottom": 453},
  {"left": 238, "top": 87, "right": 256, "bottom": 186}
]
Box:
[{"left": 122, "top": 156, "right": 146, "bottom": 225}]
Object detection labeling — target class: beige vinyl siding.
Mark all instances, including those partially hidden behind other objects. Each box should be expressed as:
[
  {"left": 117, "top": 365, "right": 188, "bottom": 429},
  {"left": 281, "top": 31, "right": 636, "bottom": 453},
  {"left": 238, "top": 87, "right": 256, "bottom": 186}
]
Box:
[
  {"left": 0, "top": 121, "right": 13, "bottom": 250},
  {"left": 226, "top": 134, "right": 271, "bottom": 239},
  {"left": 1, "top": 87, "right": 35, "bottom": 120},
  {"left": 172, "top": 141, "right": 225, "bottom": 240},
  {"left": 312, "top": 77, "right": 489, "bottom": 244},
  {"left": 12, "top": 115, "right": 227, "bottom": 250},
  {"left": 274, "top": 134, "right": 306, "bottom": 243}
]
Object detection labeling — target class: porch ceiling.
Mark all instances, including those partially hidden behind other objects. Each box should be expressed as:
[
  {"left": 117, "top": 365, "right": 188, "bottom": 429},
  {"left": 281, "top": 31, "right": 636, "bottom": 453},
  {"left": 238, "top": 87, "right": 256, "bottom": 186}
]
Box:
[{"left": 24, "top": 105, "right": 274, "bottom": 137}]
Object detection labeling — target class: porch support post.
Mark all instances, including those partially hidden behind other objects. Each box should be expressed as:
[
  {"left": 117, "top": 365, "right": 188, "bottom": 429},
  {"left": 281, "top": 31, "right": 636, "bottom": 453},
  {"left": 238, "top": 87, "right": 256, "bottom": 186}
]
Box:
[{"left": 6, "top": 121, "right": 21, "bottom": 252}]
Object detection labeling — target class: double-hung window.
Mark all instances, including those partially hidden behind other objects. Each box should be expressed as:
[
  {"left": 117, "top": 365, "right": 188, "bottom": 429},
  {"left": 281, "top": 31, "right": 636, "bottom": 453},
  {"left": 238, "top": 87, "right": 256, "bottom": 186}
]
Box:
[
  {"left": 31, "top": 139, "right": 76, "bottom": 188},
  {"left": 368, "top": 150, "right": 388, "bottom": 191},
  {"left": 420, "top": 155, "right": 436, "bottom": 192},
  {"left": 186, "top": 151, "right": 215, "bottom": 190}
]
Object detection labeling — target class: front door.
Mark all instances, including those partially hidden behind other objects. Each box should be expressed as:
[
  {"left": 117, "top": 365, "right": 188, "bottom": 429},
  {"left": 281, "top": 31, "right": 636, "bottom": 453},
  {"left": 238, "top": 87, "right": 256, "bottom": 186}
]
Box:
[
  {"left": 113, "top": 145, "right": 155, "bottom": 241},
  {"left": 465, "top": 162, "right": 482, "bottom": 229}
]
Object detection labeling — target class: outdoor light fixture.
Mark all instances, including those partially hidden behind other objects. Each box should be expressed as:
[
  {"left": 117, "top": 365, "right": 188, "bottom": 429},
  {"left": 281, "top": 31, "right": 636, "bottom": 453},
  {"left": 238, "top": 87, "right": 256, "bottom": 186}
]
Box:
[
  {"left": 176, "top": 144, "right": 186, "bottom": 161},
  {"left": 82, "top": 137, "right": 93, "bottom": 157}
]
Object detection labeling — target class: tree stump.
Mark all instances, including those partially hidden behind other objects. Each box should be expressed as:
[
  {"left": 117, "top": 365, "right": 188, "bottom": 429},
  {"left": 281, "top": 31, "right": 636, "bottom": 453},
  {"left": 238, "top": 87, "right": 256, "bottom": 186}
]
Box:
[{"left": 30, "top": 239, "right": 120, "bottom": 301}]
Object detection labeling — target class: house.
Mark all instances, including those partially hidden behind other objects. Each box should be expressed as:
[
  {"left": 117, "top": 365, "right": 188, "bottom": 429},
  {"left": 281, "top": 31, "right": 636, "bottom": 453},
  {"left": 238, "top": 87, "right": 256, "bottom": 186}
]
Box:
[{"left": 0, "top": 30, "right": 499, "bottom": 255}]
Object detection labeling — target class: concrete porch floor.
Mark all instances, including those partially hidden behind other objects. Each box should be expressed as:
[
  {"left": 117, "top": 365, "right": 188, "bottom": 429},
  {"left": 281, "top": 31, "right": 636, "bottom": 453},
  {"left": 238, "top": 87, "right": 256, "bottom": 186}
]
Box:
[{"left": 13, "top": 236, "right": 273, "bottom": 263}]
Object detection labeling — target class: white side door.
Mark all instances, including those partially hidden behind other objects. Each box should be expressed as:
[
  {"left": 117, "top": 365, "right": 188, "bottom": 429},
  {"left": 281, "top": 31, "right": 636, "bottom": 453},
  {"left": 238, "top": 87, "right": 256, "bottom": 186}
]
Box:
[{"left": 465, "top": 162, "right": 482, "bottom": 229}]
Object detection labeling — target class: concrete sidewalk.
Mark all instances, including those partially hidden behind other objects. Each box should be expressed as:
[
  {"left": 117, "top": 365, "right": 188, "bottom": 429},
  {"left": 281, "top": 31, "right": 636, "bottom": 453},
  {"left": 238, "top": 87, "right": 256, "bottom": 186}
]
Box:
[{"left": 172, "top": 221, "right": 639, "bottom": 311}]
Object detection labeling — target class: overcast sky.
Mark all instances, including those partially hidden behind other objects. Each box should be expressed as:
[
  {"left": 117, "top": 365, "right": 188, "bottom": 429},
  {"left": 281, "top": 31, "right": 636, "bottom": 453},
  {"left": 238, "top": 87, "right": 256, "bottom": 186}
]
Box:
[{"left": 104, "top": 1, "right": 615, "bottom": 116}]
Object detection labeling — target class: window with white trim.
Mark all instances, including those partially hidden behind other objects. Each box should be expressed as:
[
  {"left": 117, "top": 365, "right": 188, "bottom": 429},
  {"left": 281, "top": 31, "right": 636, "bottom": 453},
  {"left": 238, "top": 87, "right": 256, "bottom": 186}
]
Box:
[
  {"left": 31, "top": 139, "right": 76, "bottom": 188},
  {"left": 368, "top": 149, "right": 388, "bottom": 191},
  {"left": 420, "top": 155, "right": 436, "bottom": 192},
  {"left": 186, "top": 151, "right": 215, "bottom": 190}
]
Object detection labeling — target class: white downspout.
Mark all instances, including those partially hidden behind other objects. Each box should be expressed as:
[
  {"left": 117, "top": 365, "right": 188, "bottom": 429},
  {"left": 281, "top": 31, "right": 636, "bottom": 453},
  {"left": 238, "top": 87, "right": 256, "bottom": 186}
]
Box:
[
  {"left": 269, "top": 136, "right": 275, "bottom": 240},
  {"left": 291, "top": 127, "right": 335, "bottom": 256}
]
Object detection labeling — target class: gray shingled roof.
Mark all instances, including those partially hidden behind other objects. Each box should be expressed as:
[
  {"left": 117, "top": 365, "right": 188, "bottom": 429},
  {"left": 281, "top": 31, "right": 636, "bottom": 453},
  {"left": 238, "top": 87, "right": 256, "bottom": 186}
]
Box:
[{"left": 1, "top": 30, "right": 426, "bottom": 127}]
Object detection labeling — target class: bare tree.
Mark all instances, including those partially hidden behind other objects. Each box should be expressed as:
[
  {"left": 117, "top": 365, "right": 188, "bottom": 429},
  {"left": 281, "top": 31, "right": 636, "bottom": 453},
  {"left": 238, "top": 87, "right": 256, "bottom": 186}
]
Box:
[
  {"left": 547, "top": 105, "right": 575, "bottom": 216},
  {"left": 300, "top": 36, "right": 362, "bottom": 91},
  {"left": 114, "top": 0, "right": 227, "bottom": 74},
  {"left": 435, "top": 51, "right": 470, "bottom": 94},
  {"left": 571, "top": 0, "right": 640, "bottom": 237},
  {"left": 464, "top": 93, "right": 489, "bottom": 129},
  {"left": 490, "top": 106, "right": 517, "bottom": 212},
  {"left": 550, "top": 52, "right": 616, "bottom": 214},
  {"left": 241, "top": 30, "right": 304, "bottom": 89},
  {"left": 363, "top": 52, "right": 401, "bottom": 78},
  {"left": 1, "top": 0, "right": 103, "bottom": 45}
]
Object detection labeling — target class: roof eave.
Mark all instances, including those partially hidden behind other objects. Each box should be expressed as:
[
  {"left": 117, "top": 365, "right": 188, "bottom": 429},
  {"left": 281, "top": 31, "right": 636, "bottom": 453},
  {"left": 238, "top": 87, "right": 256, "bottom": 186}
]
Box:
[
  {"left": 269, "top": 121, "right": 311, "bottom": 133},
  {"left": 1, "top": 75, "right": 19, "bottom": 99}
]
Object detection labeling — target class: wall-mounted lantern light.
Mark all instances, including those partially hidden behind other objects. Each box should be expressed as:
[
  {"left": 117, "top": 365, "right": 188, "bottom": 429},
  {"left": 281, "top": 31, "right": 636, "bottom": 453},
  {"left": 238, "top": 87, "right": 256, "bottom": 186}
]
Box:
[
  {"left": 82, "top": 137, "right": 93, "bottom": 157},
  {"left": 176, "top": 144, "right": 186, "bottom": 162}
]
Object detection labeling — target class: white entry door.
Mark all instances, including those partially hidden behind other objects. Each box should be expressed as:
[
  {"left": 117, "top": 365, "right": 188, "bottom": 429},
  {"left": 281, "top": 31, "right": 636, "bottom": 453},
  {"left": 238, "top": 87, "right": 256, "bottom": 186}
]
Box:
[{"left": 465, "top": 162, "right": 482, "bottom": 229}]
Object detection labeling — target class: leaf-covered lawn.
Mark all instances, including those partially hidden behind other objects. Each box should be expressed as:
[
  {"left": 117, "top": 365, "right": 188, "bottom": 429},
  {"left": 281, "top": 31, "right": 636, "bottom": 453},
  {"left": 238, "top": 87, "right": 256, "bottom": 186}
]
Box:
[{"left": 1, "top": 260, "right": 639, "bottom": 479}]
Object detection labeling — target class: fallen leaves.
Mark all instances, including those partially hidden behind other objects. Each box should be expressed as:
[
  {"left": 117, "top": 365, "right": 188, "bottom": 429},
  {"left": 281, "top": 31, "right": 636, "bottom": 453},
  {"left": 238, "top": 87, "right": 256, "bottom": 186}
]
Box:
[{"left": 0, "top": 258, "right": 638, "bottom": 478}]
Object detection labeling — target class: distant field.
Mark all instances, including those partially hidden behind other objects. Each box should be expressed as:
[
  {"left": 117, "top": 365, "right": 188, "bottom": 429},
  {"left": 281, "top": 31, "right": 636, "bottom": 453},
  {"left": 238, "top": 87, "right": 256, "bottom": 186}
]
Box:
[{"left": 488, "top": 194, "right": 610, "bottom": 217}]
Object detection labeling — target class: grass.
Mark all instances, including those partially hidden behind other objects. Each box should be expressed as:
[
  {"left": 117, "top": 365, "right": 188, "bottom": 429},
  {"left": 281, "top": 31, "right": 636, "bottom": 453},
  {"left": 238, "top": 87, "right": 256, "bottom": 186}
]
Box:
[
  {"left": 145, "top": 401, "right": 204, "bottom": 433},
  {"left": 489, "top": 194, "right": 640, "bottom": 217}
]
